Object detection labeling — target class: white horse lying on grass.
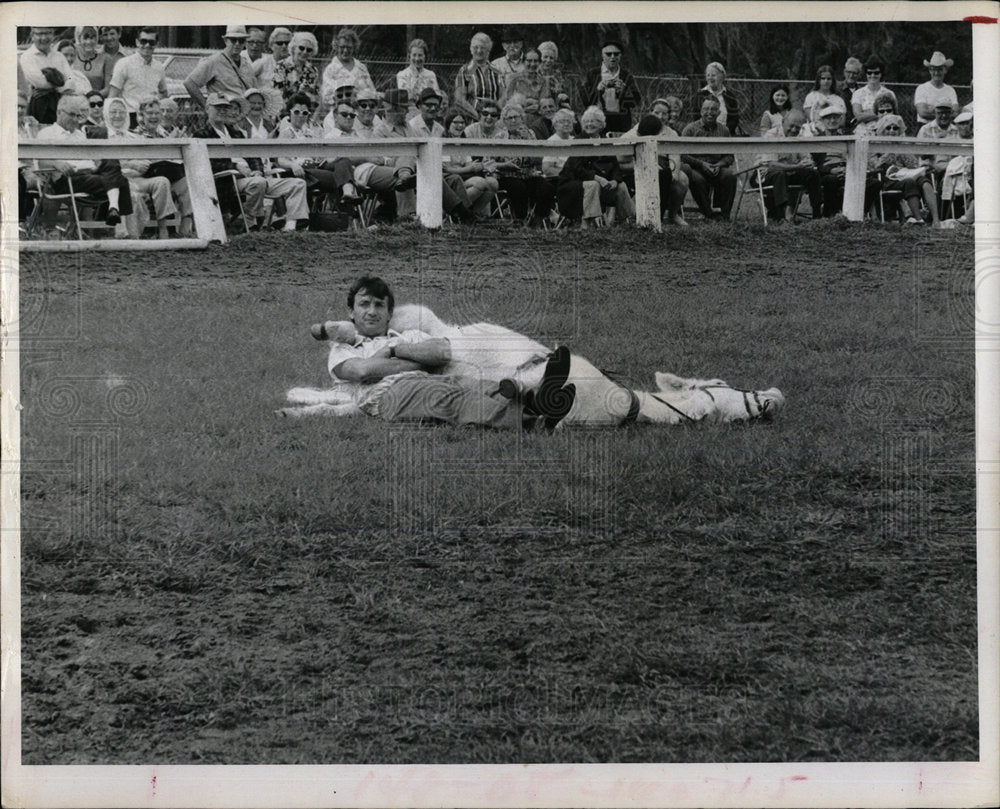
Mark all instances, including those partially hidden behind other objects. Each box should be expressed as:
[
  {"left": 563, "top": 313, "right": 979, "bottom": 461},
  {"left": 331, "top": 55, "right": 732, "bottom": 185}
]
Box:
[{"left": 281, "top": 304, "right": 785, "bottom": 426}]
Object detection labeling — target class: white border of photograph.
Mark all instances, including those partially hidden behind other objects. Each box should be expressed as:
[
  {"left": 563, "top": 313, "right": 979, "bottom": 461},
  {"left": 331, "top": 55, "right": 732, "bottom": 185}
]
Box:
[{"left": 1, "top": 2, "right": 997, "bottom": 807}]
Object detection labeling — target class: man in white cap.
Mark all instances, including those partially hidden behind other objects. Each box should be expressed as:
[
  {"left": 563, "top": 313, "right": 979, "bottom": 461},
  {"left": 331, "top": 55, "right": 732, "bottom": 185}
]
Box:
[
  {"left": 914, "top": 52, "right": 958, "bottom": 125},
  {"left": 804, "top": 104, "right": 848, "bottom": 217},
  {"left": 183, "top": 25, "right": 258, "bottom": 110}
]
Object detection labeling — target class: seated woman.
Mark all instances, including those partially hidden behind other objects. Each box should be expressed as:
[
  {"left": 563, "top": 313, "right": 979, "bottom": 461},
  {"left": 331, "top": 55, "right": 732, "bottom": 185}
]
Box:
[
  {"left": 868, "top": 114, "right": 941, "bottom": 226},
  {"left": 135, "top": 95, "right": 194, "bottom": 236},
  {"left": 276, "top": 93, "right": 359, "bottom": 206},
  {"left": 557, "top": 105, "right": 635, "bottom": 227},
  {"left": 442, "top": 110, "right": 498, "bottom": 217},
  {"left": 758, "top": 84, "right": 792, "bottom": 134},
  {"left": 99, "top": 97, "right": 176, "bottom": 238},
  {"left": 858, "top": 90, "right": 899, "bottom": 136}
]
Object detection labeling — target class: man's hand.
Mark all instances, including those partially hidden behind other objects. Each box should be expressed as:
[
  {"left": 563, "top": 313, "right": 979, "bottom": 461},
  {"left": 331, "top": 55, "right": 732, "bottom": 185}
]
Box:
[{"left": 290, "top": 162, "right": 305, "bottom": 179}]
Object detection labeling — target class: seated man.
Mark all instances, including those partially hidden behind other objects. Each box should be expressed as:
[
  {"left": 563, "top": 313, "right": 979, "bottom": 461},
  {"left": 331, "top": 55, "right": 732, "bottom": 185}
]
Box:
[
  {"left": 36, "top": 94, "right": 133, "bottom": 226},
  {"left": 680, "top": 97, "right": 736, "bottom": 219},
  {"left": 373, "top": 88, "right": 475, "bottom": 223},
  {"left": 803, "top": 103, "right": 849, "bottom": 217},
  {"left": 192, "top": 92, "right": 309, "bottom": 232},
  {"left": 326, "top": 276, "right": 574, "bottom": 430},
  {"left": 756, "top": 109, "right": 823, "bottom": 221},
  {"left": 917, "top": 102, "right": 960, "bottom": 187}
]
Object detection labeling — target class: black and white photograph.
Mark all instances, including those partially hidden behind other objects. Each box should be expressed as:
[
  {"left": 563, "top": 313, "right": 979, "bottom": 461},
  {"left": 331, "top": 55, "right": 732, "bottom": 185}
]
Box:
[{"left": 2, "top": 1, "right": 998, "bottom": 806}]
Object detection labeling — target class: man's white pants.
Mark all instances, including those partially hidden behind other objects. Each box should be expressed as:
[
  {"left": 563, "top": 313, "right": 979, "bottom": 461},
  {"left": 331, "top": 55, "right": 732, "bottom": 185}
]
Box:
[{"left": 237, "top": 176, "right": 310, "bottom": 221}]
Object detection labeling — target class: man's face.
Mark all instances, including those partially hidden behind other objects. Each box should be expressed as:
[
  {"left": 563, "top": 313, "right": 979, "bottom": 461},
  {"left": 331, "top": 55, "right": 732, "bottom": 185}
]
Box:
[
  {"left": 136, "top": 33, "right": 157, "bottom": 61},
  {"left": 503, "top": 40, "right": 523, "bottom": 59},
  {"left": 384, "top": 106, "right": 405, "bottom": 126},
  {"left": 935, "top": 107, "right": 954, "bottom": 127},
  {"left": 928, "top": 65, "right": 946, "bottom": 84},
  {"left": 539, "top": 97, "right": 557, "bottom": 118},
  {"left": 784, "top": 118, "right": 804, "bottom": 136},
  {"left": 957, "top": 119, "right": 973, "bottom": 138},
  {"left": 523, "top": 96, "right": 539, "bottom": 115},
  {"left": 223, "top": 37, "right": 245, "bottom": 58},
  {"left": 356, "top": 98, "right": 378, "bottom": 125},
  {"left": 335, "top": 104, "right": 356, "bottom": 133},
  {"left": 844, "top": 65, "right": 861, "bottom": 85},
  {"left": 524, "top": 51, "right": 540, "bottom": 75},
  {"left": 88, "top": 95, "right": 104, "bottom": 118},
  {"left": 207, "top": 102, "right": 232, "bottom": 126},
  {"left": 470, "top": 41, "right": 490, "bottom": 62},
  {"left": 160, "top": 104, "right": 177, "bottom": 127},
  {"left": 101, "top": 27, "right": 120, "bottom": 51},
  {"left": 602, "top": 44, "right": 622, "bottom": 70},
  {"left": 247, "top": 96, "right": 265, "bottom": 116},
  {"left": 821, "top": 112, "right": 843, "bottom": 131},
  {"left": 420, "top": 97, "right": 441, "bottom": 123},
  {"left": 31, "top": 28, "right": 54, "bottom": 52},
  {"left": 700, "top": 100, "right": 720, "bottom": 127},
  {"left": 351, "top": 290, "right": 391, "bottom": 337},
  {"left": 246, "top": 35, "right": 265, "bottom": 60},
  {"left": 270, "top": 35, "right": 291, "bottom": 61},
  {"left": 57, "top": 101, "right": 88, "bottom": 132}
]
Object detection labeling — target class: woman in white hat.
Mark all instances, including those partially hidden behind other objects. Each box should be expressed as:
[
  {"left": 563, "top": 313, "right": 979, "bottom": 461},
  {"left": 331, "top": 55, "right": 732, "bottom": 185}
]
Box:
[{"left": 914, "top": 52, "right": 958, "bottom": 125}]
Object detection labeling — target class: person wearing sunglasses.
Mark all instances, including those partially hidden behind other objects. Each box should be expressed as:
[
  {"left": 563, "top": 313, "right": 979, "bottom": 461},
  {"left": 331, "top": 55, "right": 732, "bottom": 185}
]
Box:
[
  {"left": 850, "top": 57, "right": 896, "bottom": 127},
  {"left": 184, "top": 25, "right": 258, "bottom": 112},
  {"left": 583, "top": 39, "right": 641, "bottom": 133},
  {"left": 870, "top": 114, "right": 941, "bottom": 226},
  {"left": 108, "top": 27, "right": 168, "bottom": 126},
  {"left": 273, "top": 31, "right": 321, "bottom": 107},
  {"left": 856, "top": 90, "right": 898, "bottom": 136},
  {"left": 321, "top": 27, "right": 375, "bottom": 108}
]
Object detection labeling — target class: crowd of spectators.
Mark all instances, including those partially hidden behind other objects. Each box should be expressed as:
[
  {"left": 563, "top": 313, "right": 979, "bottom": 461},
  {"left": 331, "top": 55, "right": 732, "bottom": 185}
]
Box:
[{"left": 18, "top": 24, "right": 976, "bottom": 238}]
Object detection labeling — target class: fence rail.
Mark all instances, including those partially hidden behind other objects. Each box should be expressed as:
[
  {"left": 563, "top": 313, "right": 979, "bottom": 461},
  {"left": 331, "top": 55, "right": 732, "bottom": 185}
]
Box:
[{"left": 19, "top": 134, "right": 974, "bottom": 248}]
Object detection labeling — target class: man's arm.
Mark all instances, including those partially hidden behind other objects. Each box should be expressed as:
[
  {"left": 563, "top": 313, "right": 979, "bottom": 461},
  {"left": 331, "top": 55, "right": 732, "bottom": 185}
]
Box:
[{"left": 332, "top": 338, "right": 451, "bottom": 384}]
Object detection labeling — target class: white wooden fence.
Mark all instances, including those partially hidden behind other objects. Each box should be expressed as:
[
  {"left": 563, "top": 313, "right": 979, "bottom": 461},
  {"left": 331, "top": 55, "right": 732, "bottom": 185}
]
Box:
[{"left": 19, "top": 135, "right": 975, "bottom": 250}]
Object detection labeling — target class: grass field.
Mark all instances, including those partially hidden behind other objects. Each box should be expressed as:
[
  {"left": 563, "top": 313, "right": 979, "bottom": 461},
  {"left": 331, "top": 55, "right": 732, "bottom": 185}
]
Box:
[{"left": 18, "top": 221, "right": 978, "bottom": 763}]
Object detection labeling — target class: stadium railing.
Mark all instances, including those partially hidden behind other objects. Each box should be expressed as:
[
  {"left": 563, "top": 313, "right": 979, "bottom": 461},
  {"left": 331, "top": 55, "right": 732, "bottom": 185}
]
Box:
[{"left": 18, "top": 135, "right": 975, "bottom": 249}]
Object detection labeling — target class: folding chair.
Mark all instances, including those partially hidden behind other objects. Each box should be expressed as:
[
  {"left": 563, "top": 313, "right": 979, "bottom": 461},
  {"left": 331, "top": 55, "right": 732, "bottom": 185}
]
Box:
[
  {"left": 876, "top": 171, "right": 905, "bottom": 222},
  {"left": 490, "top": 189, "right": 513, "bottom": 220},
  {"left": 213, "top": 169, "right": 250, "bottom": 234},
  {"left": 733, "top": 162, "right": 804, "bottom": 225},
  {"left": 24, "top": 169, "right": 103, "bottom": 240}
]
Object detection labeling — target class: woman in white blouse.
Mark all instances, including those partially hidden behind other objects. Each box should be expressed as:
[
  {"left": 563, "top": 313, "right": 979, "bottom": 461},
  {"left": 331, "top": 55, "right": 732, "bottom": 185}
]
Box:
[
  {"left": 396, "top": 39, "right": 441, "bottom": 113},
  {"left": 803, "top": 65, "right": 846, "bottom": 124}
]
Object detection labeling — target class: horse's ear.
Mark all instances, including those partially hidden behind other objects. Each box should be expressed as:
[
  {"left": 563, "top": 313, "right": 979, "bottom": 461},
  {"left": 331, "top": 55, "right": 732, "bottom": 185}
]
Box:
[{"left": 655, "top": 372, "right": 686, "bottom": 391}]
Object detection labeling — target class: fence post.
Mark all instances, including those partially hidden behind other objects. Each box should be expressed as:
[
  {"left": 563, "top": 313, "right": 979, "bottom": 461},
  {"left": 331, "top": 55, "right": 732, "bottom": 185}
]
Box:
[
  {"left": 843, "top": 135, "right": 869, "bottom": 221},
  {"left": 180, "top": 140, "right": 228, "bottom": 243},
  {"left": 634, "top": 138, "right": 662, "bottom": 232},
  {"left": 416, "top": 139, "right": 443, "bottom": 229}
]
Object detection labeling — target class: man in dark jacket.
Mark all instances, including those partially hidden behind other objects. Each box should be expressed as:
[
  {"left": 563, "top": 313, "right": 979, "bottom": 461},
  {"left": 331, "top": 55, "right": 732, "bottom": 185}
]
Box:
[{"left": 582, "top": 39, "right": 641, "bottom": 132}]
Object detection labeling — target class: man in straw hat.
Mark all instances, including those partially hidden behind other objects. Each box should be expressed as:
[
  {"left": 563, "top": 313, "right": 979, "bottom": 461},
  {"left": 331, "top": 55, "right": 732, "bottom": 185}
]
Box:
[
  {"left": 184, "top": 25, "right": 258, "bottom": 111},
  {"left": 914, "top": 51, "right": 958, "bottom": 125}
]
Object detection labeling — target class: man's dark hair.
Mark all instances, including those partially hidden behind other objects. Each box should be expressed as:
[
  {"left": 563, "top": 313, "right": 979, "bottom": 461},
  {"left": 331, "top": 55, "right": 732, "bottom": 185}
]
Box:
[
  {"left": 636, "top": 114, "right": 662, "bottom": 136},
  {"left": 348, "top": 276, "right": 394, "bottom": 313}
]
